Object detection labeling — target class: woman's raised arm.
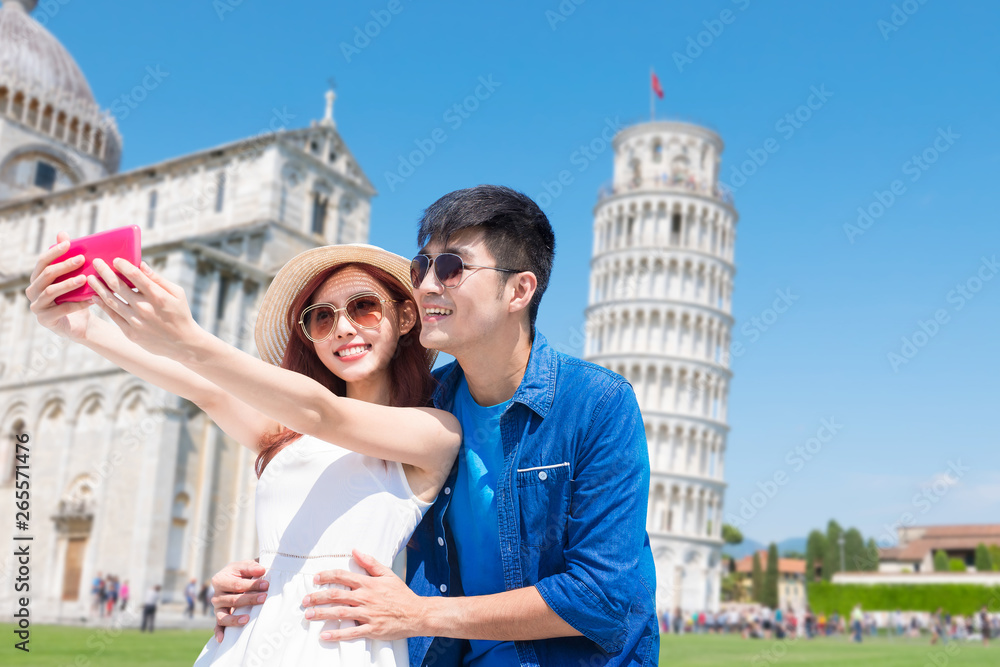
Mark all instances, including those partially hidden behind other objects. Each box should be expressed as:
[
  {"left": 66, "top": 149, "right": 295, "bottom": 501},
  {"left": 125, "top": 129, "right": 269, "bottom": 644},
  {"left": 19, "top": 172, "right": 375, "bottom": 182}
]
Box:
[
  {"left": 87, "top": 257, "right": 461, "bottom": 474},
  {"left": 26, "top": 233, "right": 280, "bottom": 452}
]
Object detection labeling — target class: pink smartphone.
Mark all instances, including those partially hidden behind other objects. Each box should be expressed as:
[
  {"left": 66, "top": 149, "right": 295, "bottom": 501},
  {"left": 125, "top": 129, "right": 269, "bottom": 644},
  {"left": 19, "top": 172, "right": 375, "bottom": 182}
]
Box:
[{"left": 51, "top": 225, "right": 142, "bottom": 304}]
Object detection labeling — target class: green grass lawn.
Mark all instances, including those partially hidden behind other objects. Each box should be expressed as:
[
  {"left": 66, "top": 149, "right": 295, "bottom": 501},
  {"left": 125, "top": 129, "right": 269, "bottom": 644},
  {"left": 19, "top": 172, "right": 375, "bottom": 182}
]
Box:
[
  {"left": 659, "top": 633, "right": 996, "bottom": 666},
  {"left": 2, "top": 625, "right": 997, "bottom": 665},
  {"left": 0, "top": 623, "right": 212, "bottom": 666}
]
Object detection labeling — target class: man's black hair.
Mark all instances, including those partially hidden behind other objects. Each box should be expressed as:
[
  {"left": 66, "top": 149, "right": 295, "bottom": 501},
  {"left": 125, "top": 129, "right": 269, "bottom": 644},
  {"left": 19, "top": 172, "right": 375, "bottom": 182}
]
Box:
[{"left": 417, "top": 185, "right": 555, "bottom": 328}]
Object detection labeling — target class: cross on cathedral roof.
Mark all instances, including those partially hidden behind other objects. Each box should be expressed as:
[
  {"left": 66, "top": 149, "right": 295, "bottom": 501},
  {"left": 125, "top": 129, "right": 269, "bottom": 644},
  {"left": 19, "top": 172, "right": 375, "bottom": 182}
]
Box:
[{"left": 322, "top": 81, "right": 337, "bottom": 127}]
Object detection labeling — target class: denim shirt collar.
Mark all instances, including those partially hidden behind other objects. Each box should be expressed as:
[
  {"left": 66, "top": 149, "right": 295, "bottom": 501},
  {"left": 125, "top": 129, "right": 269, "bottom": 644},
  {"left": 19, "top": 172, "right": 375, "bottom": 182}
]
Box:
[{"left": 430, "top": 331, "right": 556, "bottom": 419}]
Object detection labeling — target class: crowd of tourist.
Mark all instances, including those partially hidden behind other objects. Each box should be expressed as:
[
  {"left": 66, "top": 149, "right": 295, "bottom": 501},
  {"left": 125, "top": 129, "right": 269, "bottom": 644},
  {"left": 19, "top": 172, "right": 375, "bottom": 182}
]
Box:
[
  {"left": 660, "top": 605, "right": 998, "bottom": 646},
  {"left": 89, "top": 571, "right": 215, "bottom": 632},
  {"left": 89, "top": 572, "right": 129, "bottom": 618}
]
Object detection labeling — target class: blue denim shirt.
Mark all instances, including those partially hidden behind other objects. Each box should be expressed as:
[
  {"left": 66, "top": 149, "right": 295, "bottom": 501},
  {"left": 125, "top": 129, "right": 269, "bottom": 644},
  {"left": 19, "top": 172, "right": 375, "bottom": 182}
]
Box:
[{"left": 406, "top": 332, "right": 659, "bottom": 666}]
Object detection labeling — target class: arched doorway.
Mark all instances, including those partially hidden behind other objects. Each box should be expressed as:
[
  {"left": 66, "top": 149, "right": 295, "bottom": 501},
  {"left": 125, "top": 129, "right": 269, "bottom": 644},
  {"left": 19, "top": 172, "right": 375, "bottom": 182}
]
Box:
[{"left": 53, "top": 475, "right": 96, "bottom": 601}]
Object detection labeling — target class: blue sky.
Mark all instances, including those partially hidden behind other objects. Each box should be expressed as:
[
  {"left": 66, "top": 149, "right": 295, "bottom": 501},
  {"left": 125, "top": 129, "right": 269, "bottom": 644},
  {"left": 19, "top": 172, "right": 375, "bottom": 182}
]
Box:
[{"left": 45, "top": 0, "right": 999, "bottom": 546}]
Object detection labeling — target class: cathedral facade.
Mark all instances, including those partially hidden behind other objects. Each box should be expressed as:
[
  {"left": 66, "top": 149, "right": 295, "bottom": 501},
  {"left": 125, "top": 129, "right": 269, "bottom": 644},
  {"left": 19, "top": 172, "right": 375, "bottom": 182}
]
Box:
[{"left": 0, "top": 0, "right": 374, "bottom": 619}]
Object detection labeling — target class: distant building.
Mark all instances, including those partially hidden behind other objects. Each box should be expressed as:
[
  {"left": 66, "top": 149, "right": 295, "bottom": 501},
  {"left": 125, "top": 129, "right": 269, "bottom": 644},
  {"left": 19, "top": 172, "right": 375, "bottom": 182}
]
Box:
[
  {"left": 878, "top": 524, "right": 1000, "bottom": 573},
  {"left": 732, "top": 551, "right": 806, "bottom": 612}
]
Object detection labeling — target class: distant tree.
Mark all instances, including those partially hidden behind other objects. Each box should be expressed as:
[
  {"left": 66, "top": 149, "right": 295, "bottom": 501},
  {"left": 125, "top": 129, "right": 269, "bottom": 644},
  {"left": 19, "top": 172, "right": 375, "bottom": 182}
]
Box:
[
  {"left": 948, "top": 558, "right": 967, "bottom": 572},
  {"left": 723, "top": 524, "right": 744, "bottom": 546},
  {"left": 933, "top": 550, "right": 949, "bottom": 572},
  {"left": 782, "top": 550, "right": 806, "bottom": 560},
  {"left": 721, "top": 572, "right": 742, "bottom": 602},
  {"left": 863, "top": 538, "right": 880, "bottom": 571},
  {"left": 975, "top": 543, "right": 993, "bottom": 572},
  {"left": 751, "top": 551, "right": 764, "bottom": 603},
  {"left": 806, "top": 530, "right": 826, "bottom": 582},
  {"left": 823, "top": 520, "right": 843, "bottom": 580},
  {"left": 989, "top": 545, "right": 1000, "bottom": 571},
  {"left": 843, "top": 528, "right": 865, "bottom": 572},
  {"left": 763, "top": 543, "right": 780, "bottom": 609}
]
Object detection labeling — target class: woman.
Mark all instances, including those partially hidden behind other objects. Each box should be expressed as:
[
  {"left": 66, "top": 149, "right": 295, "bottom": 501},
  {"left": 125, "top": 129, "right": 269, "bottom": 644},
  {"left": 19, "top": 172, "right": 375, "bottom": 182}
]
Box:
[
  {"left": 27, "top": 235, "right": 460, "bottom": 665},
  {"left": 106, "top": 575, "right": 119, "bottom": 617},
  {"left": 119, "top": 580, "right": 130, "bottom": 613}
]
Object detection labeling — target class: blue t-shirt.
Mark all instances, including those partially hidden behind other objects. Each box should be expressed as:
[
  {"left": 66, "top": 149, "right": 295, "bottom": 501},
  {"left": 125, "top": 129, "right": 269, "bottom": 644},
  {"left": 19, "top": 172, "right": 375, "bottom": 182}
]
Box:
[{"left": 445, "top": 376, "right": 518, "bottom": 665}]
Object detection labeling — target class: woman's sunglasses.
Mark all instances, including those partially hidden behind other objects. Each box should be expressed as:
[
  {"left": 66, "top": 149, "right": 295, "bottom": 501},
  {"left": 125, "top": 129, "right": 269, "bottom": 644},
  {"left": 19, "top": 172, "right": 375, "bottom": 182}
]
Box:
[
  {"left": 410, "top": 253, "right": 524, "bottom": 289},
  {"left": 298, "top": 292, "right": 401, "bottom": 342}
]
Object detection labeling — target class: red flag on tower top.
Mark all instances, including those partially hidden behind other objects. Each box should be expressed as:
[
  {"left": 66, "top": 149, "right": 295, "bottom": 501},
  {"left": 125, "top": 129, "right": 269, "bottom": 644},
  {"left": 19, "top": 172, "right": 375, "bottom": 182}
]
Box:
[{"left": 651, "top": 71, "right": 664, "bottom": 99}]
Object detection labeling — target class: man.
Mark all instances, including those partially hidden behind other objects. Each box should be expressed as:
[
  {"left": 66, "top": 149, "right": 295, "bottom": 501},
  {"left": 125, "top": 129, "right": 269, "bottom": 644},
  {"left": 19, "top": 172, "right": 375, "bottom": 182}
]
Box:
[
  {"left": 141, "top": 584, "right": 161, "bottom": 633},
  {"left": 980, "top": 605, "right": 991, "bottom": 647},
  {"left": 761, "top": 604, "right": 772, "bottom": 639},
  {"left": 185, "top": 578, "right": 197, "bottom": 618},
  {"left": 931, "top": 607, "right": 949, "bottom": 645},
  {"left": 90, "top": 571, "right": 103, "bottom": 617},
  {"left": 211, "top": 186, "right": 658, "bottom": 664},
  {"left": 201, "top": 581, "right": 214, "bottom": 616},
  {"left": 97, "top": 574, "right": 107, "bottom": 618}
]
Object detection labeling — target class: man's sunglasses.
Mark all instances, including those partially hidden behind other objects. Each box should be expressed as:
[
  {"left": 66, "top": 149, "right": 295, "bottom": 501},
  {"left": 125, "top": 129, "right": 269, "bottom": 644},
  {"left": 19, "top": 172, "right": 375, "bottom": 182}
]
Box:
[
  {"left": 410, "top": 253, "right": 525, "bottom": 289},
  {"left": 298, "top": 292, "right": 401, "bottom": 342}
]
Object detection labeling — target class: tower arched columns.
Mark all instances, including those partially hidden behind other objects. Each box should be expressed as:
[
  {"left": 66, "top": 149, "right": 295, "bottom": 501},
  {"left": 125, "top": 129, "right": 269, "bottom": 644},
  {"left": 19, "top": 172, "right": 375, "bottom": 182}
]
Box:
[
  {"left": 588, "top": 356, "right": 731, "bottom": 420},
  {"left": 585, "top": 302, "right": 733, "bottom": 361},
  {"left": 595, "top": 192, "right": 736, "bottom": 244},
  {"left": 588, "top": 249, "right": 734, "bottom": 311},
  {"left": 648, "top": 472, "right": 726, "bottom": 543},
  {"left": 643, "top": 418, "right": 728, "bottom": 479},
  {"left": 593, "top": 193, "right": 736, "bottom": 258}
]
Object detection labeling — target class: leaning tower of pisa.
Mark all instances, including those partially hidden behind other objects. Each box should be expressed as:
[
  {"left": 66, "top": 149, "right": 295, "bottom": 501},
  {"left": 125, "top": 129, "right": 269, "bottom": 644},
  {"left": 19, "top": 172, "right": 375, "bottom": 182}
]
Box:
[{"left": 584, "top": 120, "right": 737, "bottom": 615}]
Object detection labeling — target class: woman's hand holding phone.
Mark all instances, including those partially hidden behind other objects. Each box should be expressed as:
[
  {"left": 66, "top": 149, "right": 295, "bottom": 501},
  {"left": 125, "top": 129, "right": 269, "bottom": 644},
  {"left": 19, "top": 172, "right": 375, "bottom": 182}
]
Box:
[
  {"left": 50, "top": 225, "right": 140, "bottom": 304},
  {"left": 87, "top": 254, "right": 204, "bottom": 361},
  {"left": 26, "top": 231, "right": 95, "bottom": 342}
]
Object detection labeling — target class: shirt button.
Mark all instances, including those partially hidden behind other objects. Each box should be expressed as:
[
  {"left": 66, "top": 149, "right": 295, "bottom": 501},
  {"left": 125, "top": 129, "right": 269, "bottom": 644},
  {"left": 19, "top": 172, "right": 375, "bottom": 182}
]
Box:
[
  {"left": 444, "top": 487, "right": 451, "bottom": 495},
  {"left": 538, "top": 471, "right": 548, "bottom": 481},
  {"left": 437, "top": 537, "right": 445, "bottom": 547},
  {"left": 440, "top": 584, "right": 448, "bottom": 593}
]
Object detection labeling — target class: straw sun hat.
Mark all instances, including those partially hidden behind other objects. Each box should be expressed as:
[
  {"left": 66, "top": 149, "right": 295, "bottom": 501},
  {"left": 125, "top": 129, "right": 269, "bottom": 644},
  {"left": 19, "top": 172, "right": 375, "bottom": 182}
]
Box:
[{"left": 254, "top": 244, "right": 436, "bottom": 368}]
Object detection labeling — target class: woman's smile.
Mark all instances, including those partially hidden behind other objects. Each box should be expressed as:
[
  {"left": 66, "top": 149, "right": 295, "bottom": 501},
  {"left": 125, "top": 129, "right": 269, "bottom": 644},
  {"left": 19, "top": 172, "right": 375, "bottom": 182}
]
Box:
[{"left": 334, "top": 343, "right": 372, "bottom": 361}]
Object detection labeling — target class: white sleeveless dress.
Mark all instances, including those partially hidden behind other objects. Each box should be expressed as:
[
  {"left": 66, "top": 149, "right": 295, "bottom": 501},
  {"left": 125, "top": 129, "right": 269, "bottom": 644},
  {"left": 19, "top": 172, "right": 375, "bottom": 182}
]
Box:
[{"left": 193, "top": 434, "right": 433, "bottom": 666}]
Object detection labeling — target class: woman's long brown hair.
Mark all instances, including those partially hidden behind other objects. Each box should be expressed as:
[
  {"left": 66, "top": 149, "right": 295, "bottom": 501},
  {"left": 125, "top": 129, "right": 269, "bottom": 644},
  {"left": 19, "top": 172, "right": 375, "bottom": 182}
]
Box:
[{"left": 254, "top": 263, "right": 435, "bottom": 477}]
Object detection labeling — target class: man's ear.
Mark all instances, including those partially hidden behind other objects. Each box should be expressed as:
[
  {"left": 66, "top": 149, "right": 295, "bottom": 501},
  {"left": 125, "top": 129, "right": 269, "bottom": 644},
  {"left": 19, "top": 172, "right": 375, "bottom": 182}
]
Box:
[
  {"left": 397, "top": 301, "right": 418, "bottom": 336},
  {"left": 508, "top": 272, "right": 538, "bottom": 316}
]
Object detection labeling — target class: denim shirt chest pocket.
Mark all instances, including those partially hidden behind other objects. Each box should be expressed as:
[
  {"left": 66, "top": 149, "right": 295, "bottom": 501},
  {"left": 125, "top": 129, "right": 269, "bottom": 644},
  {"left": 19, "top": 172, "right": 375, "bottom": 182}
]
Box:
[{"left": 515, "top": 462, "right": 571, "bottom": 549}]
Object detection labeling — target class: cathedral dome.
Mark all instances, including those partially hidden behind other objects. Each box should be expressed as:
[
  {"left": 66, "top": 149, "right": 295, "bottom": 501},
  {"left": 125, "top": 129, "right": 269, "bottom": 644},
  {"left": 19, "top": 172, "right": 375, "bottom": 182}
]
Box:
[
  {"left": 0, "top": 0, "right": 121, "bottom": 191},
  {"left": 0, "top": 0, "right": 95, "bottom": 105}
]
